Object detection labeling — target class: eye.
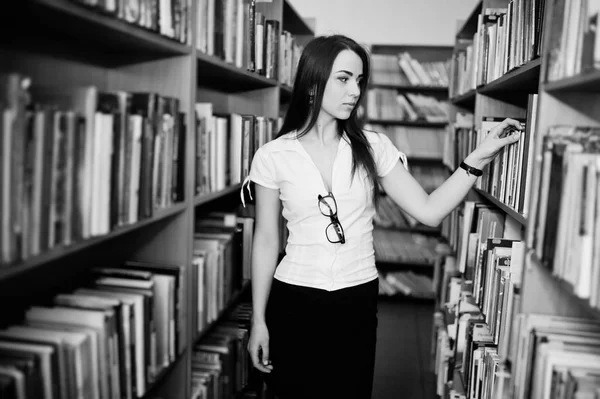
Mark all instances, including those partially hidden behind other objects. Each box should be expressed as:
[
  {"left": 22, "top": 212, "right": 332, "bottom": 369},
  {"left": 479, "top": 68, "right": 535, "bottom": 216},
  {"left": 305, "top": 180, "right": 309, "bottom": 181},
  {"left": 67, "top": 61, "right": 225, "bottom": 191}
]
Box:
[{"left": 338, "top": 76, "right": 348, "bottom": 83}]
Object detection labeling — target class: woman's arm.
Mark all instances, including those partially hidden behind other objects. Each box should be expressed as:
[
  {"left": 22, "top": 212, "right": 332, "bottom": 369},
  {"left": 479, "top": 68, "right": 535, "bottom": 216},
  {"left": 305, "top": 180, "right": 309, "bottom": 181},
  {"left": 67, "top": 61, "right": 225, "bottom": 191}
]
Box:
[
  {"left": 251, "top": 184, "right": 281, "bottom": 324},
  {"left": 380, "top": 118, "right": 523, "bottom": 227},
  {"left": 248, "top": 183, "right": 280, "bottom": 373}
]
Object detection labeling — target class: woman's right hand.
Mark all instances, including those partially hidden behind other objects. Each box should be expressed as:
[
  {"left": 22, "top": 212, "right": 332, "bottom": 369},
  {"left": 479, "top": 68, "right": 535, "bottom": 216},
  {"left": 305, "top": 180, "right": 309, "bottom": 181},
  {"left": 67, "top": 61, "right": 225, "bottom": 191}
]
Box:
[{"left": 248, "top": 321, "right": 274, "bottom": 373}]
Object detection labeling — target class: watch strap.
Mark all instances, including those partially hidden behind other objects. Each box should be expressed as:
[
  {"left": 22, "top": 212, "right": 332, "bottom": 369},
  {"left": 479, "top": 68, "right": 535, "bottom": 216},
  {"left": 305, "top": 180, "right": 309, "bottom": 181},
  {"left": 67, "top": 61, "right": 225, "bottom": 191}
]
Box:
[{"left": 459, "top": 161, "right": 483, "bottom": 177}]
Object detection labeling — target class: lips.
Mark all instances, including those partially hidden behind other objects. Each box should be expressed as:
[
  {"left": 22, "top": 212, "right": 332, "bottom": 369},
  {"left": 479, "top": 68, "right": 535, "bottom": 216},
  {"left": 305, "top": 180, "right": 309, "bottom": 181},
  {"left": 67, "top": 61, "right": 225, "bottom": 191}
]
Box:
[{"left": 343, "top": 102, "right": 356, "bottom": 107}]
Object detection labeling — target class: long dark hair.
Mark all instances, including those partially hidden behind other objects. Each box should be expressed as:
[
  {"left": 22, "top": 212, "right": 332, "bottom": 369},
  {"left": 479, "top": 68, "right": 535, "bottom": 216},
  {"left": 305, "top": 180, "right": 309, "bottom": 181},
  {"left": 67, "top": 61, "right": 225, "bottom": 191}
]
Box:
[{"left": 277, "top": 34, "right": 380, "bottom": 204}]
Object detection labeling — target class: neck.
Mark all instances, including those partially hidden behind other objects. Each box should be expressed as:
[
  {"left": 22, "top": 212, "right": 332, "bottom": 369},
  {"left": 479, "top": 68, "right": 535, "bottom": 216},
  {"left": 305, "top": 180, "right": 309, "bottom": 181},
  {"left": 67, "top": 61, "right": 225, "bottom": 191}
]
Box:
[{"left": 307, "top": 112, "right": 338, "bottom": 145}]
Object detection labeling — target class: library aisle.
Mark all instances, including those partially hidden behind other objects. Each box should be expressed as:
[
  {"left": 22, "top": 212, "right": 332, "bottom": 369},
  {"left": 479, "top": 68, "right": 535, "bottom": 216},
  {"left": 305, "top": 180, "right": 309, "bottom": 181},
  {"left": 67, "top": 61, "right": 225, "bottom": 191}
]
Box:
[{"left": 373, "top": 299, "right": 436, "bottom": 399}]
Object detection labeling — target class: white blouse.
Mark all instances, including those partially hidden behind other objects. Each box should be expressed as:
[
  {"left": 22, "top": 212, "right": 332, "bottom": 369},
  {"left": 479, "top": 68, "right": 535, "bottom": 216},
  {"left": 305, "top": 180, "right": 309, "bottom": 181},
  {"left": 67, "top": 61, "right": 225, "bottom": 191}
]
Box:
[{"left": 242, "top": 130, "right": 407, "bottom": 291}]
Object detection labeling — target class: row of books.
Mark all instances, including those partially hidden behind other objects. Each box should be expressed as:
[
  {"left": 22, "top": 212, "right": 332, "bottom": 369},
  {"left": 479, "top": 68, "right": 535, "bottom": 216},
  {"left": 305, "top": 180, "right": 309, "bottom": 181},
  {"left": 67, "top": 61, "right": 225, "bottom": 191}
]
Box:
[
  {"left": 433, "top": 200, "right": 524, "bottom": 398},
  {"left": 546, "top": 0, "right": 600, "bottom": 81},
  {"left": 366, "top": 89, "right": 449, "bottom": 123},
  {"left": 370, "top": 52, "right": 451, "bottom": 87},
  {"left": 449, "top": 0, "right": 546, "bottom": 97},
  {"left": 378, "top": 271, "right": 435, "bottom": 299},
  {"left": 1, "top": 74, "right": 185, "bottom": 267},
  {"left": 531, "top": 125, "right": 600, "bottom": 308},
  {"left": 71, "top": 0, "right": 190, "bottom": 44},
  {"left": 193, "top": 209, "right": 254, "bottom": 333},
  {"left": 446, "top": 95, "right": 538, "bottom": 215},
  {"left": 0, "top": 260, "right": 186, "bottom": 399},
  {"left": 193, "top": 103, "right": 281, "bottom": 196},
  {"left": 368, "top": 124, "right": 445, "bottom": 160},
  {"left": 195, "top": 0, "right": 303, "bottom": 84},
  {"left": 373, "top": 228, "right": 448, "bottom": 266},
  {"left": 191, "top": 302, "right": 254, "bottom": 399},
  {"left": 435, "top": 199, "right": 600, "bottom": 398}
]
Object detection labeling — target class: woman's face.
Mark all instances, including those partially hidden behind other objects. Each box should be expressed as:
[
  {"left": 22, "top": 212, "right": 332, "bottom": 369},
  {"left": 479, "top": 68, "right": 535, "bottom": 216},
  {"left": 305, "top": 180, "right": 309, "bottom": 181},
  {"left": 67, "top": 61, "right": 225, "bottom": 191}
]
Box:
[{"left": 320, "top": 49, "right": 363, "bottom": 121}]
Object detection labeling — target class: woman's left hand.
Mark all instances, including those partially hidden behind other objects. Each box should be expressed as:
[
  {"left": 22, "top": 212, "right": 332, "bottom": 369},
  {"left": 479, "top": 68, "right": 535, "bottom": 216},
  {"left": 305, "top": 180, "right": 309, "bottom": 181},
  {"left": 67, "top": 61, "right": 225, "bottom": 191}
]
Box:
[{"left": 465, "top": 118, "right": 524, "bottom": 169}]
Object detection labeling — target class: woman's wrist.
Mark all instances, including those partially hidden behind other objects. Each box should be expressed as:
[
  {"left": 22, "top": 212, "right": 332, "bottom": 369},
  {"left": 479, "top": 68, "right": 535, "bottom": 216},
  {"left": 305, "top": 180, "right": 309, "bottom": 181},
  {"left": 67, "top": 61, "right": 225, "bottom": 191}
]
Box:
[{"left": 463, "top": 150, "right": 486, "bottom": 171}]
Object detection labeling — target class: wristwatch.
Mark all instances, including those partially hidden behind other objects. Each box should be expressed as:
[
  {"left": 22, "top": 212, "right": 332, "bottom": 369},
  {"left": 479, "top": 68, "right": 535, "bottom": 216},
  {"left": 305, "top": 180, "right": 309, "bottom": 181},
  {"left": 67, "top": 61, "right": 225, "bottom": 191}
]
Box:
[{"left": 459, "top": 161, "right": 483, "bottom": 177}]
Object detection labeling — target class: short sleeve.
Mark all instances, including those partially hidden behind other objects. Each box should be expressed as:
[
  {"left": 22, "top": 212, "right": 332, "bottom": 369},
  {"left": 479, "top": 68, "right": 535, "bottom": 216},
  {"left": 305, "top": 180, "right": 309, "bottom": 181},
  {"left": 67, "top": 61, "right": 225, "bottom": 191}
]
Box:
[
  {"left": 372, "top": 132, "right": 408, "bottom": 177},
  {"left": 248, "top": 147, "right": 278, "bottom": 189}
]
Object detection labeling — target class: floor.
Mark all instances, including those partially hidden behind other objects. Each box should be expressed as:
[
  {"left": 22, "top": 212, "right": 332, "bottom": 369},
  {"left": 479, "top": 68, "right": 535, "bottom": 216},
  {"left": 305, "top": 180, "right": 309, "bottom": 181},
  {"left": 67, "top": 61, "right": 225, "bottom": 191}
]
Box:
[{"left": 372, "top": 298, "right": 437, "bottom": 399}]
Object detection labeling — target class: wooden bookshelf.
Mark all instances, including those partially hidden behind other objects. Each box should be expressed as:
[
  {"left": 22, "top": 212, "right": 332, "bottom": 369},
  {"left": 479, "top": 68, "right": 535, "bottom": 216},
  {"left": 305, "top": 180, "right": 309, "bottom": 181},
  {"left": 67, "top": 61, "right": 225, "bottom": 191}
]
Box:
[
  {"left": 370, "top": 83, "right": 449, "bottom": 92},
  {"left": 194, "top": 184, "right": 243, "bottom": 207},
  {"left": 544, "top": 69, "right": 600, "bottom": 93},
  {"left": 193, "top": 280, "right": 251, "bottom": 345},
  {"left": 451, "top": 89, "right": 476, "bottom": 108},
  {"left": 474, "top": 188, "right": 527, "bottom": 227},
  {"left": 196, "top": 50, "right": 278, "bottom": 92},
  {"left": 478, "top": 58, "right": 541, "bottom": 97},
  {"left": 22, "top": 0, "right": 192, "bottom": 56},
  {"left": 0, "top": 0, "right": 315, "bottom": 398},
  {"left": 455, "top": 0, "right": 483, "bottom": 39},
  {"left": 0, "top": 202, "right": 188, "bottom": 282},
  {"left": 433, "top": 0, "right": 600, "bottom": 397},
  {"left": 367, "top": 119, "right": 448, "bottom": 128}
]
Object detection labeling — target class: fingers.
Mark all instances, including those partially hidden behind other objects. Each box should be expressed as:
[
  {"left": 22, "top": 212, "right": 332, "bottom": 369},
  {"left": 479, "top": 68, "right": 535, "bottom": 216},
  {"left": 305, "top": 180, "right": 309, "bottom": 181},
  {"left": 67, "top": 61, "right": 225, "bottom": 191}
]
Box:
[
  {"left": 249, "top": 343, "right": 273, "bottom": 373},
  {"left": 262, "top": 345, "right": 271, "bottom": 369},
  {"left": 503, "top": 130, "right": 521, "bottom": 145},
  {"left": 493, "top": 118, "right": 523, "bottom": 137}
]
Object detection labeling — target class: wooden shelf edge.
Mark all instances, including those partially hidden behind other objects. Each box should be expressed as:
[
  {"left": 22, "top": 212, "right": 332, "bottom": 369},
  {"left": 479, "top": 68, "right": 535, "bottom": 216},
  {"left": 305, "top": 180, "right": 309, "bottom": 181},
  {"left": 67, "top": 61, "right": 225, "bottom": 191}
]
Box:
[
  {"left": 370, "top": 83, "right": 449, "bottom": 92},
  {"left": 196, "top": 51, "right": 278, "bottom": 87},
  {"left": 529, "top": 253, "right": 600, "bottom": 321},
  {"left": 478, "top": 58, "right": 541, "bottom": 94},
  {"left": 367, "top": 119, "right": 448, "bottom": 128},
  {"left": 141, "top": 351, "right": 186, "bottom": 399},
  {"left": 33, "top": 0, "right": 192, "bottom": 55},
  {"left": 474, "top": 188, "right": 527, "bottom": 226},
  {"left": 283, "top": 0, "right": 314, "bottom": 36},
  {"left": 378, "top": 293, "right": 436, "bottom": 302},
  {"left": 544, "top": 69, "right": 600, "bottom": 93},
  {"left": 193, "top": 280, "right": 251, "bottom": 345},
  {"left": 450, "top": 89, "right": 476, "bottom": 106},
  {"left": 0, "top": 202, "right": 188, "bottom": 281},
  {"left": 194, "top": 184, "right": 243, "bottom": 207},
  {"left": 456, "top": 0, "right": 483, "bottom": 39}
]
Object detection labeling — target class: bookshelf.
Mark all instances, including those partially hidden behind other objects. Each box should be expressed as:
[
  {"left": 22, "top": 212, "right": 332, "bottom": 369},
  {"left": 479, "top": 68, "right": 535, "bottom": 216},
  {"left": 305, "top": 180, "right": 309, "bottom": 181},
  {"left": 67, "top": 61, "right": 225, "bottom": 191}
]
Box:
[
  {"left": 0, "top": 0, "right": 314, "bottom": 398},
  {"left": 434, "top": 0, "right": 600, "bottom": 397},
  {"left": 365, "top": 44, "right": 453, "bottom": 301}
]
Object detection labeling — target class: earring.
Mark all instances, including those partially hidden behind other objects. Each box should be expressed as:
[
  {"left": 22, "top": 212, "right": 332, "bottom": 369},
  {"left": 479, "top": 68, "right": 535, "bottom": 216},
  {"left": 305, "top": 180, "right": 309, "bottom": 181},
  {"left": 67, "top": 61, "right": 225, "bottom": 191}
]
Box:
[{"left": 309, "top": 94, "right": 314, "bottom": 105}]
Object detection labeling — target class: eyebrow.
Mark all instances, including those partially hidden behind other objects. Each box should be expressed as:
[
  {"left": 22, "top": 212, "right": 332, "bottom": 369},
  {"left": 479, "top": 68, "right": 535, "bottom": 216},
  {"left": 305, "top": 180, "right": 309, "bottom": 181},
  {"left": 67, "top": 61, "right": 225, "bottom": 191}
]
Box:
[{"left": 336, "top": 70, "right": 364, "bottom": 77}]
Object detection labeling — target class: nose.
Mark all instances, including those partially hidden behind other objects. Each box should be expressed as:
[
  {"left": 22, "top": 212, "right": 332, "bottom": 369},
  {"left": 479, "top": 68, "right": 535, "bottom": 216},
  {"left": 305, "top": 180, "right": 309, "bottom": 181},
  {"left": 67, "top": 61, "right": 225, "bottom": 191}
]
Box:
[{"left": 349, "top": 81, "right": 360, "bottom": 97}]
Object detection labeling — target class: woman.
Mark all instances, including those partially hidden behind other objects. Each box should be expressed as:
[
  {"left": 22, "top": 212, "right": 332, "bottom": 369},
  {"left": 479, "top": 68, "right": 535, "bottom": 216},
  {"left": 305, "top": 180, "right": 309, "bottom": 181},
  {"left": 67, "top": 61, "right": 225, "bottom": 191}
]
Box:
[{"left": 243, "top": 34, "right": 522, "bottom": 399}]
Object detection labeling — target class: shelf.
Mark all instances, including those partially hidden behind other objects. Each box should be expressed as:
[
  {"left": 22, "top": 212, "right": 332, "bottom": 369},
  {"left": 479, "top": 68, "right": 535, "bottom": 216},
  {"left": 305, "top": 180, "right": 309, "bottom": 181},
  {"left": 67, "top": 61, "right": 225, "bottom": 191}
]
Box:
[
  {"left": 283, "top": 0, "right": 314, "bottom": 35},
  {"left": 194, "top": 184, "right": 243, "bottom": 207},
  {"left": 406, "top": 156, "right": 445, "bottom": 163},
  {"left": 0, "top": 202, "right": 188, "bottom": 282},
  {"left": 456, "top": 0, "right": 483, "bottom": 39},
  {"left": 370, "top": 83, "right": 449, "bottom": 93},
  {"left": 142, "top": 352, "right": 186, "bottom": 399},
  {"left": 529, "top": 253, "right": 600, "bottom": 321},
  {"left": 451, "top": 89, "right": 476, "bottom": 108},
  {"left": 196, "top": 51, "right": 278, "bottom": 92},
  {"left": 194, "top": 280, "right": 251, "bottom": 345},
  {"left": 478, "top": 58, "right": 541, "bottom": 96},
  {"left": 474, "top": 188, "right": 527, "bottom": 226},
  {"left": 280, "top": 84, "right": 293, "bottom": 102},
  {"left": 374, "top": 224, "right": 442, "bottom": 237},
  {"left": 367, "top": 119, "right": 447, "bottom": 128},
  {"left": 378, "top": 293, "right": 436, "bottom": 303},
  {"left": 544, "top": 69, "right": 600, "bottom": 93},
  {"left": 18, "top": 0, "right": 191, "bottom": 59}
]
